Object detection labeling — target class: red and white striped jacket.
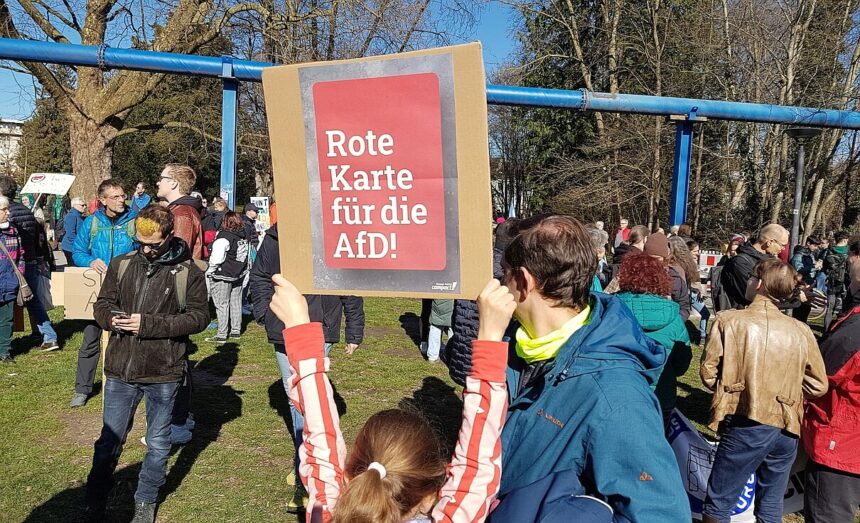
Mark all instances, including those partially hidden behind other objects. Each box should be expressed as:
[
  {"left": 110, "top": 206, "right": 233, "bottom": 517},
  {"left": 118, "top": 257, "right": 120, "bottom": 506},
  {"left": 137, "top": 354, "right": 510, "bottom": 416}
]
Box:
[{"left": 281, "top": 323, "right": 508, "bottom": 523}]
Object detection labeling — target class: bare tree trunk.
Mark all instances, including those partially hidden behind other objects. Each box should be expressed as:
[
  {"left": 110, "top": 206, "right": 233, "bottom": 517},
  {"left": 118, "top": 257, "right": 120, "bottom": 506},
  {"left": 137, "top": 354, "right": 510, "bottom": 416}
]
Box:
[
  {"left": 802, "top": 177, "right": 825, "bottom": 236},
  {"left": 770, "top": 191, "right": 783, "bottom": 224},
  {"left": 68, "top": 111, "right": 116, "bottom": 200}
]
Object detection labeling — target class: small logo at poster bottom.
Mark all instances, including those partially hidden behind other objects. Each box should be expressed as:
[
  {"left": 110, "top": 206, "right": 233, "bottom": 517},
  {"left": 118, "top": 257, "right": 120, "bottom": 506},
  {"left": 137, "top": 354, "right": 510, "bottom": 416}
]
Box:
[{"left": 431, "top": 282, "right": 458, "bottom": 291}]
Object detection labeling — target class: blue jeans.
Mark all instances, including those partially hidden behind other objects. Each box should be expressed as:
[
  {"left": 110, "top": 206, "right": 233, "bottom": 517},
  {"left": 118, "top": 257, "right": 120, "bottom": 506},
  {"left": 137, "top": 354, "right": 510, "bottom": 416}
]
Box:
[
  {"left": 86, "top": 378, "right": 180, "bottom": 506},
  {"left": 703, "top": 416, "right": 798, "bottom": 523},
  {"left": 274, "top": 342, "right": 332, "bottom": 481},
  {"left": 691, "top": 290, "right": 710, "bottom": 341},
  {"left": 24, "top": 262, "right": 57, "bottom": 343},
  {"left": 427, "top": 325, "right": 451, "bottom": 361}
]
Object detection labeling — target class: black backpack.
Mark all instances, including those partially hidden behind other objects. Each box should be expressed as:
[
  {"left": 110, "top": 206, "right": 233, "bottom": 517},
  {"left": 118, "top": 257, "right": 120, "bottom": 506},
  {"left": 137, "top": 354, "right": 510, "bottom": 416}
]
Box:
[
  {"left": 826, "top": 251, "right": 848, "bottom": 297},
  {"left": 710, "top": 264, "right": 733, "bottom": 312}
]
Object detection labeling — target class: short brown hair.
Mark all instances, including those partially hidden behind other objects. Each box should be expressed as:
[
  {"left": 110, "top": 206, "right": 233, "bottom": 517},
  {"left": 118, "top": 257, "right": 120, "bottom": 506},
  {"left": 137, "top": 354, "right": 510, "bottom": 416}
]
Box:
[
  {"left": 849, "top": 234, "right": 860, "bottom": 257},
  {"left": 503, "top": 214, "right": 594, "bottom": 309},
  {"left": 221, "top": 211, "right": 243, "bottom": 233},
  {"left": 629, "top": 225, "right": 650, "bottom": 245},
  {"left": 332, "top": 409, "right": 446, "bottom": 523},
  {"left": 753, "top": 258, "right": 797, "bottom": 302},
  {"left": 163, "top": 164, "right": 196, "bottom": 195},
  {"left": 678, "top": 223, "right": 692, "bottom": 237},
  {"left": 135, "top": 204, "right": 174, "bottom": 238},
  {"left": 97, "top": 179, "right": 124, "bottom": 197}
]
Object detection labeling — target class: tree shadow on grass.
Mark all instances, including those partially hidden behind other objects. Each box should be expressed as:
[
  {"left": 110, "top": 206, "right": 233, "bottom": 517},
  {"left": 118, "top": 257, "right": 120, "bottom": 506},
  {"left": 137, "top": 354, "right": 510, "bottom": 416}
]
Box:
[
  {"left": 267, "top": 376, "right": 348, "bottom": 434},
  {"left": 12, "top": 316, "right": 87, "bottom": 358},
  {"left": 23, "top": 463, "right": 143, "bottom": 523},
  {"left": 23, "top": 346, "right": 241, "bottom": 522},
  {"left": 398, "top": 312, "right": 422, "bottom": 347},
  {"left": 398, "top": 376, "right": 463, "bottom": 458},
  {"left": 161, "top": 343, "right": 243, "bottom": 497}
]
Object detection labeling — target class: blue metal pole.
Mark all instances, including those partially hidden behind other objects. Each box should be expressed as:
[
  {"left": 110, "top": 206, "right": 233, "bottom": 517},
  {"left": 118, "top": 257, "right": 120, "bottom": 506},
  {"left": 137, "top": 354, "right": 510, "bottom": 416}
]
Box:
[
  {"left": 669, "top": 118, "right": 695, "bottom": 226},
  {"left": 2, "top": 38, "right": 860, "bottom": 129},
  {"left": 220, "top": 58, "right": 238, "bottom": 209}
]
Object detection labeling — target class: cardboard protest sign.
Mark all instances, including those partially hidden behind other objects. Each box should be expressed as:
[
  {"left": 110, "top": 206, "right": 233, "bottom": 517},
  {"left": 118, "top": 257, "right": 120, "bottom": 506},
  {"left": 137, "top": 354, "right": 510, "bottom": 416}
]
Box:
[
  {"left": 250, "top": 196, "right": 271, "bottom": 236},
  {"left": 21, "top": 173, "right": 75, "bottom": 195},
  {"left": 262, "top": 43, "right": 492, "bottom": 298},
  {"left": 64, "top": 268, "right": 105, "bottom": 320}
]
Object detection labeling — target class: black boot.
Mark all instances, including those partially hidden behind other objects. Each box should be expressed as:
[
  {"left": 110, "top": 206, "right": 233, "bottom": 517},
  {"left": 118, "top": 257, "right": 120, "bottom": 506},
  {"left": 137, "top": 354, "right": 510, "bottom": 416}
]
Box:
[{"left": 130, "top": 501, "right": 157, "bottom": 523}]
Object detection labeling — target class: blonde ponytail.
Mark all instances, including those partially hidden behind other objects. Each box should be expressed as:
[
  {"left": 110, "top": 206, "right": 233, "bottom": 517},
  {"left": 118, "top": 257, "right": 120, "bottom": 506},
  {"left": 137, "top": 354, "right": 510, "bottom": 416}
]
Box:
[{"left": 331, "top": 410, "right": 446, "bottom": 523}]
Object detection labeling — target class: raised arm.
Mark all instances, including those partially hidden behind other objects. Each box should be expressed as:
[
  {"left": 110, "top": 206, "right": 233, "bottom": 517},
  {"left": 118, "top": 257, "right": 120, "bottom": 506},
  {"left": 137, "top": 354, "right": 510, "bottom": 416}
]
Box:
[
  {"left": 432, "top": 279, "right": 514, "bottom": 523},
  {"left": 272, "top": 275, "right": 346, "bottom": 522}
]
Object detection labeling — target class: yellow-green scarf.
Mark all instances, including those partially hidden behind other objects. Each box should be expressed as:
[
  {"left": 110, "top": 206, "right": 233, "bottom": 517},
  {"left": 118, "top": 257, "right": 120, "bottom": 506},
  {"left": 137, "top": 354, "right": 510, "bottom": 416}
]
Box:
[{"left": 515, "top": 305, "right": 592, "bottom": 364}]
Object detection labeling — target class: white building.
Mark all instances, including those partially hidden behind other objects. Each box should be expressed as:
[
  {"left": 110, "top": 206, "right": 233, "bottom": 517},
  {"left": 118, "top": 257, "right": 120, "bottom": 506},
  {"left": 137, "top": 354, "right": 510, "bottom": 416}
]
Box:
[{"left": 0, "top": 119, "right": 24, "bottom": 176}]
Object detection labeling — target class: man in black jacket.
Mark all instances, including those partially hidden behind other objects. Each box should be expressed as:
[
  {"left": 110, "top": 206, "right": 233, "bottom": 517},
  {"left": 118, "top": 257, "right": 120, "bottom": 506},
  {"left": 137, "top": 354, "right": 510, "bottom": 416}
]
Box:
[
  {"left": 720, "top": 223, "right": 789, "bottom": 309},
  {"left": 247, "top": 224, "right": 364, "bottom": 512},
  {"left": 84, "top": 205, "right": 209, "bottom": 523},
  {"left": 0, "top": 176, "right": 59, "bottom": 350}
]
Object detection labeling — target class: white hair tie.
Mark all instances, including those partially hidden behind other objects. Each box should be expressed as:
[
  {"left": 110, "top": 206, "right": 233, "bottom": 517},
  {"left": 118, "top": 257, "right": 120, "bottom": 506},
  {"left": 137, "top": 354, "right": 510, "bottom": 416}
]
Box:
[{"left": 367, "top": 462, "right": 387, "bottom": 479}]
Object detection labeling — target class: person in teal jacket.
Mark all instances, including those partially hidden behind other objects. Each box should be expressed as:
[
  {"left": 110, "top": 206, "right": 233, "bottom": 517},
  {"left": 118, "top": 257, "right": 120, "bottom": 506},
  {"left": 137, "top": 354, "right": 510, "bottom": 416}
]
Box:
[
  {"left": 615, "top": 252, "right": 692, "bottom": 418},
  {"left": 491, "top": 215, "right": 690, "bottom": 523},
  {"left": 69, "top": 180, "right": 137, "bottom": 408}
]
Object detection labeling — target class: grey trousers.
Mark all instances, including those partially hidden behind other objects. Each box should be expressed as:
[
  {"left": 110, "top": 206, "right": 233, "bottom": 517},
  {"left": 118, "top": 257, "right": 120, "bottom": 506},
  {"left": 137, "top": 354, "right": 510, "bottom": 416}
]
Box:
[
  {"left": 210, "top": 278, "right": 243, "bottom": 338},
  {"left": 74, "top": 322, "right": 103, "bottom": 394}
]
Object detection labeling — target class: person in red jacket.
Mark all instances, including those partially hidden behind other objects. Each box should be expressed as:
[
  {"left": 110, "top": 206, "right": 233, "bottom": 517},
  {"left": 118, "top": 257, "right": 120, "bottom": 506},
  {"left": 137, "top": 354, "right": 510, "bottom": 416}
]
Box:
[
  {"left": 157, "top": 164, "right": 204, "bottom": 260},
  {"left": 155, "top": 163, "right": 203, "bottom": 445},
  {"left": 802, "top": 234, "right": 860, "bottom": 523}
]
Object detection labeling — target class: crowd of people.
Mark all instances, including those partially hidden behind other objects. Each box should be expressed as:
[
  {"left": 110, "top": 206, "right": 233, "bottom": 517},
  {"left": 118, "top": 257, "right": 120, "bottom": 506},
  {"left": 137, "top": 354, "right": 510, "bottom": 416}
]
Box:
[{"left": 0, "top": 173, "right": 857, "bottom": 523}]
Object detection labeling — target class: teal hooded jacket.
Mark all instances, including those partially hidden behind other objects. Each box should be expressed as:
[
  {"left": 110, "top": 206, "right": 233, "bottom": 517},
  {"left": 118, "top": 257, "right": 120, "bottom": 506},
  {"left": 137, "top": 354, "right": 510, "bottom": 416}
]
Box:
[
  {"left": 496, "top": 292, "right": 691, "bottom": 522},
  {"left": 616, "top": 292, "right": 692, "bottom": 411},
  {"left": 72, "top": 208, "right": 138, "bottom": 268}
]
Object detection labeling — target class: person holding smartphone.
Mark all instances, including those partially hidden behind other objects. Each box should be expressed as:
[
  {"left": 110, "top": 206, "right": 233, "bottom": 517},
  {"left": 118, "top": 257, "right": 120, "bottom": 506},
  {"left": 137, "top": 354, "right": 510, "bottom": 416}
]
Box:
[{"left": 84, "top": 204, "right": 209, "bottom": 523}]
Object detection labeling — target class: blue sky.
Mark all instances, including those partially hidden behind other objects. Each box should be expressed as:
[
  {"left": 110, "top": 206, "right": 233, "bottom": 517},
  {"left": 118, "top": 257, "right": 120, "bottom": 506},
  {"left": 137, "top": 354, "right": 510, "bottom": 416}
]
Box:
[{"left": 0, "top": 3, "right": 518, "bottom": 121}]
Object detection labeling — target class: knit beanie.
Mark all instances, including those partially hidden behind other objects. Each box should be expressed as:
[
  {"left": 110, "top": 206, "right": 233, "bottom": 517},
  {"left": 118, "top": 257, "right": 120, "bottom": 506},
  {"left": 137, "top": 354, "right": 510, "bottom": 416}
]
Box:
[{"left": 643, "top": 233, "right": 670, "bottom": 258}]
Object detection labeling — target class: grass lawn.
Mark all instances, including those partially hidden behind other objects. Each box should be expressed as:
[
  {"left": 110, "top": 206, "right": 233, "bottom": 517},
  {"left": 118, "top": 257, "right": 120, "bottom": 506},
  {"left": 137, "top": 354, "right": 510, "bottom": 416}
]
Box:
[{"left": 0, "top": 298, "right": 808, "bottom": 522}]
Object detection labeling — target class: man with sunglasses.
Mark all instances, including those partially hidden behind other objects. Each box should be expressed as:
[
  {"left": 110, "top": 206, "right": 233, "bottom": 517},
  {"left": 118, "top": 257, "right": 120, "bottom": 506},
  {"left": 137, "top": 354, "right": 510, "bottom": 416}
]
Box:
[
  {"left": 69, "top": 179, "right": 137, "bottom": 408},
  {"left": 720, "top": 223, "right": 789, "bottom": 310},
  {"left": 84, "top": 205, "right": 208, "bottom": 523},
  {"left": 155, "top": 163, "right": 204, "bottom": 445},
  {"left": 156, "top": 164, "right": 204, "bottom": 260}
]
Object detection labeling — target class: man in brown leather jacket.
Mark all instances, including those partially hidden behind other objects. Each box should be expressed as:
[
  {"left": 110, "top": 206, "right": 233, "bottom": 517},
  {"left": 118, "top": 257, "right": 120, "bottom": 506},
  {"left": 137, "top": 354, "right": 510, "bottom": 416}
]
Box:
[
  {"left": 155, "top": 163, "right": 204, "bottom": 445},
  {"left": 157, "top": 164, "right": 204, "bottom": 260},
  {"left": 700, "top": 258, "right": 828, "bottom": 523}
]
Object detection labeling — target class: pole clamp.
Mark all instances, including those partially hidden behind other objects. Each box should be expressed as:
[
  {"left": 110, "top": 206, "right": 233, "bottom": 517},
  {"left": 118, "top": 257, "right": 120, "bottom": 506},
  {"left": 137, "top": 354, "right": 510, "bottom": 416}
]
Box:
[
  {"left": 578, "top": 88, "right": 589, "bottom": 111},
  {"left": 221, "top": 56, "right": 234, "bottom": 79},
  {"left": 97, "top": 44, "right": 109, "bottom": 70},
  {"left": 669, "top": 107, "right": 708, "bottom": 123}
]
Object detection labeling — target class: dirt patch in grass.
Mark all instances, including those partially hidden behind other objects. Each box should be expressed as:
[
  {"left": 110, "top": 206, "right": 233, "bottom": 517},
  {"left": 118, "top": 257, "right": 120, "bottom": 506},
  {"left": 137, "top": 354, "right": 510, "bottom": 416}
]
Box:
[
  {"left": 57, "top": 409, "right": 114, "bottom": 447},
  {"left": 383, "top": 344, "right": 418, "bottom": 359},
  {"left": 364, "top": 325, "right": 407, "bottom": 338}
]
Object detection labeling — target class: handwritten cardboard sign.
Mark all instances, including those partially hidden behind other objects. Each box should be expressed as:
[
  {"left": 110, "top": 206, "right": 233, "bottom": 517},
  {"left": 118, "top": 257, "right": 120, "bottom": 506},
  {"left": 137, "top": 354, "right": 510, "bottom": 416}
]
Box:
[
  {"left": 64, "top": 268, "right": 105, "bottom": 320},
  {"left": 262, "top": 43, "right": 492, "bottom": 298}
]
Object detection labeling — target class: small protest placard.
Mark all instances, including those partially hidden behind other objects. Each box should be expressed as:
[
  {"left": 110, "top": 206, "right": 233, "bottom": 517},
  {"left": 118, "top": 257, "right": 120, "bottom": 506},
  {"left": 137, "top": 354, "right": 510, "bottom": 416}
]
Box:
[
  {"left": 21, "top": 173, "right": 75, "bottom": 196},
  {"left": 64, "top": 268, "right": 105, "bottom": 320},
  {"left": 263, "top": 43, "right": 492, "bottom": 298}
]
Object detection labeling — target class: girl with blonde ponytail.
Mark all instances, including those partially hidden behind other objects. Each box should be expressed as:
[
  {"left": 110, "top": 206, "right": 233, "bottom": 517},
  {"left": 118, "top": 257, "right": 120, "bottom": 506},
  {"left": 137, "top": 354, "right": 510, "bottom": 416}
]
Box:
[{"left": 270, "top": 275, "right": 515, "bottom": 523}]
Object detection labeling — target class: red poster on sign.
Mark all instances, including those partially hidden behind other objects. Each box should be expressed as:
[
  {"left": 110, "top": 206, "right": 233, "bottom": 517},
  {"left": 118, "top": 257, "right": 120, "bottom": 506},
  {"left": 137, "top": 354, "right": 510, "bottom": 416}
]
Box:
[{"left": 313, "top": 73, "right": 446, "bottom": 270}]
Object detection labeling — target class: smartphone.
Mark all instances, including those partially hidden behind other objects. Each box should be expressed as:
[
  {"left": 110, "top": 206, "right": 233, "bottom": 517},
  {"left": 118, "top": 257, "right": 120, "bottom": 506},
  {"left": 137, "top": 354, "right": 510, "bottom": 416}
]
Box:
[{"left": 111, "top": 310, "right": 129, "bottom": 319}]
